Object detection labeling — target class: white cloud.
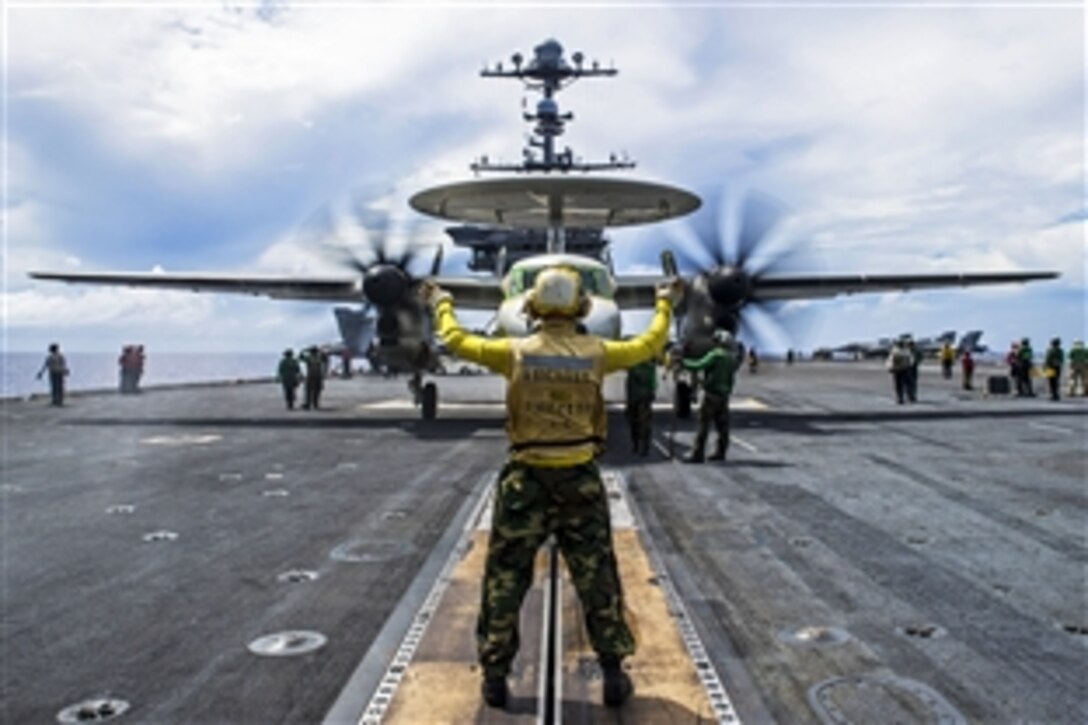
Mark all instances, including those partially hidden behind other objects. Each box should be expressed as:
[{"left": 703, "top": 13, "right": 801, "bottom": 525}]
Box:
[{"left": 6, "top": 5, "right": 1084, "bottom": 352}]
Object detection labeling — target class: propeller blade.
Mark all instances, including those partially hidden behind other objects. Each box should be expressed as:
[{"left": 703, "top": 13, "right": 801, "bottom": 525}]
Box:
[
  {"left": 737, "top": 299, "right": 799, "bottom": 355},
  {"left": 671, "top": 239, "right": 715, "bottom": 274},
  {"left": 431, "top": 244, "right": 445, "bottom": 277},
  {"left": 735, "top": 192, "right": 785, "bottom": 271},
  {"left": 688, "top": 187, "right": 727, "bottom": 267}
]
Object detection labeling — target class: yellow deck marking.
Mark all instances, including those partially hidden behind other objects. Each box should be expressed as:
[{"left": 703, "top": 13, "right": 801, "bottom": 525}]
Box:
[
  {"left": 559, "top": 529, "right": 718, "bottom": 720},
  {"left": 377, "top": 470, "right": 726, "bottom": 722}
]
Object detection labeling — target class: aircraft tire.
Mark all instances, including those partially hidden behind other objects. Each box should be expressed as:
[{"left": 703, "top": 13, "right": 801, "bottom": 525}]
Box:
[
  {"left": 421, "top": 382, "right": 438, "bottom": 420},
  {"left": 675, "top": 381, "right": 692, "bottom": 419}
]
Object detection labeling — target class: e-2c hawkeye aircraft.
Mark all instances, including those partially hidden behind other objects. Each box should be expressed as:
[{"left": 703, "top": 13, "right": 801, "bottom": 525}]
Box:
[{"left": 30, "top": 39, "right": 1057, "bottom": 419}]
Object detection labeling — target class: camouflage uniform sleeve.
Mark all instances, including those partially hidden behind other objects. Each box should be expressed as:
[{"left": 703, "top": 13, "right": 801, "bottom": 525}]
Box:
[
  {"left": 433, "top": 298, "right": 513, "bottom": 376},
  {"left": 601, "top": 299, "right": 672, "bottom": 373}
]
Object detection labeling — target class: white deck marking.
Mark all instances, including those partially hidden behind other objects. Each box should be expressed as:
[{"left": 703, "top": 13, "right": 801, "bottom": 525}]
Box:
[
  {"left": 1028, "top": 421, "right": 1077, "bottom": 435},
  {"left": 731, "top": 435, "right": 759, "bottom": 453}
]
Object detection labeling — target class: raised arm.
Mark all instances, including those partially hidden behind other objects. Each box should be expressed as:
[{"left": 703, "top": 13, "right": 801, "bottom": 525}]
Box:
[{"left": 429, "top": 292, "right": 513, "bottom": 376}]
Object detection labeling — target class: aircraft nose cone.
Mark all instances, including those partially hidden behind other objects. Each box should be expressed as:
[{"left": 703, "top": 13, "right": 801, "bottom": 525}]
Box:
[{"left": 363, "top": 265, "right": 408, "bottom": 306}]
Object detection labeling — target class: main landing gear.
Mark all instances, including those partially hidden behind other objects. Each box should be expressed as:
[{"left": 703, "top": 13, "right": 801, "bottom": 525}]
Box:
[{"left": 409, "top": 372, "right": 439, "bottom": 420}]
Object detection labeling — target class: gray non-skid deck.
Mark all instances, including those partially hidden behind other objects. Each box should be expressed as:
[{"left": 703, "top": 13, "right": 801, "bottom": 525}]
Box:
[{"left": 2, "top": 361, "right": 1085, "bottom": 723}]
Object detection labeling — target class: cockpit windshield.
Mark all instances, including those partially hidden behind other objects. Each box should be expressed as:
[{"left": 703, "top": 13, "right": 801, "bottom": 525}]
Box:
[{"left": 507, "top": 264, "right": 613, "bottom": 299}]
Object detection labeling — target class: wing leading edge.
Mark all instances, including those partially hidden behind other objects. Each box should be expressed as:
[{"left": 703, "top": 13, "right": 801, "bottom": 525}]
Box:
[
  {"left": 29, "top": 270, "right": 506, "bottom": 309},
  {"left": 28, "top": 271, "right": 362, "bottom": 302},
  {"left": 614, "top": 270, "right": 1059, "bottom": 309}
]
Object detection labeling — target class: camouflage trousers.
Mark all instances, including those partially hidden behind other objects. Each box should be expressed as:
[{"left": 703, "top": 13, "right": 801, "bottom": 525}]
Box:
[
  {"left": 625, "top": 399, "right": 653, "bottom": 454},
  {"left": 477, "top": 460, "right": 635, "bottom": 678}
]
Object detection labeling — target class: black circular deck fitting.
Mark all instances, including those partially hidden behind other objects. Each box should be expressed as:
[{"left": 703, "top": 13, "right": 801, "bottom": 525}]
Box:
[
  {"left": 247, "top": 630, "right": 327, "bottom": 657},
  {"left": 56, "top": 697, "right": 130, "bottom": 723},
  {"left": 778, "top": 625, "right": 850, "bottom": 647},
  {"left": 277, "top": 569, "right": 320, "bottom": 584},
  {"left": 898, "top": 623, "right": 945, "bottom": 639},
  {"left": 330, "top": 540, "right": 414, "bottom": 563}
]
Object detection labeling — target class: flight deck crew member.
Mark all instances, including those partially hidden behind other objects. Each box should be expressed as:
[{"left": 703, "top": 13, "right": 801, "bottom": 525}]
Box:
[
  {"left": 624, "top": 357, "right": 657, "bottom": 456},
  {"left": 886, "top": 337, "right": 913, "bottom": 404},
  {"left": 277, "top": 349, "right": 302, "bottom": 410},
  {"left": 1043, "top": 337, "right": 1064, "bottom": 401},
  {"left": 421, "top": 266, "right": 681, "bottom": 710},
  {"left": 906, "top": 337, "right": 923, "bottom": 401},
  {"left": 300, "top": 346, "right": 326, "bottom": 409},
  {"left": 682, "top": 330, "right": 738, "bottom": 463},
  {"left": 36, "top": 342, "right": 69, "bottom": 407},
  {"left": 1016, "top": 337, "right": 1035, "bottom": 397},
  {"left": 1068, "top": 340, "right": 1086, "bottom": 396},
  {"left": 960, "top": 349, "right": 975, "bottom": 391},
  {"left": 939, "top": 342, "right": 955, "bottom": 379}
]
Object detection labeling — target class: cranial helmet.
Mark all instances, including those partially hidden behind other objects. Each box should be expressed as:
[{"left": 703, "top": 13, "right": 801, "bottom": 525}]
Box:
[
  {"left": 526, "top": 266, "right": 589, "bottom": 319},
  {"left": 713, "top": 329, "right": 733, "bottom": 346}
]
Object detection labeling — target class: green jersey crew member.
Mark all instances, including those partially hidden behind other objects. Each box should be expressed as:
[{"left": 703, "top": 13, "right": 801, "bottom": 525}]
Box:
[
  {"left": 422, "top": 266, "right": 681, "bottom": 710},
  {"left": 683, "top": 330, "right": 738, "bottom": 463}
]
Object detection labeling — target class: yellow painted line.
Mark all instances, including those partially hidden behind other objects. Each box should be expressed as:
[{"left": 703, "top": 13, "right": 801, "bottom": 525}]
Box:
[
  {"left": 372, "top": 470, "right": 738, "bottom": 722},
  {"left": 559, "top": 529, "right": 720, "bottom": 720}
]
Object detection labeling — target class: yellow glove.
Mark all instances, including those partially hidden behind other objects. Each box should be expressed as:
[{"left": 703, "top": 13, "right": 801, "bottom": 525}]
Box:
[
  {"left": 418, "top": 279, "right": 452, "bottom": 308},
  {"left": 655, "top": 277, "right": 684, "bottom": 306}
]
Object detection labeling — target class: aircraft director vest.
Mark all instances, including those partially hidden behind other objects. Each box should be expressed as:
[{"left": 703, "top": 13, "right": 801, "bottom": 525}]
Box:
[{"left": 507, "top": 331, "right": 607, "bottom": 467}]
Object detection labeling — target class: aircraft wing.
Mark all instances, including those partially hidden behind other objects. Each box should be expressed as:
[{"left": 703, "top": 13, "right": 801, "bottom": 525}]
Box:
[
  {"left": 749, "top": 271, "right": 1059, "bottom": 301},
  {"left": 433, "top": 275, "right": 504, "bottom": 310},
  {"left": 28, "top": 270, "right": 361, "bottom": 302},
  {"left": 613, "top": 275, "right": 663, "bottom": 309},
  {"left": 615, "top": 270, "right": 1058, "bottom": 309}
]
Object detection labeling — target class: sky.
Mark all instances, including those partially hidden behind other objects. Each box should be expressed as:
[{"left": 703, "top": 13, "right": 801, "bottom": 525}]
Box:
[{"left": 4, "top": 1, "right": 1085, "bottom": 355}]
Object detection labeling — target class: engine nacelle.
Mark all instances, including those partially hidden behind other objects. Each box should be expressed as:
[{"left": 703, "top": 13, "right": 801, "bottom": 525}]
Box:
[{"left": 363, "top": 265, "right": 410, "bottom": 307}]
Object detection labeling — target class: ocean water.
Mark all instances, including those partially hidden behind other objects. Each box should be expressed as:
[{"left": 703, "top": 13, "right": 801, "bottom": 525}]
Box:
[{"left": 3, "top": 351, "right": 278, "bottom": 399}]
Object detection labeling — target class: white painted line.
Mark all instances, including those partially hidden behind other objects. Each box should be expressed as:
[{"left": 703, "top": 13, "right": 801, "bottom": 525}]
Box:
[
  {"left": 1028, "top": 421, "right": 1078, "bottom": 435},
  {"left": 609, "top": 471, "right": 742, "bottom": 724},
  {"left": 653, "top": 438, "right": 672, "bottom": 458},
  {"left": 731, "top": 435, "right": 759, "bottom": 453},
  {"left": 603, "top": 470, "right": 636, "bottom": 530}
]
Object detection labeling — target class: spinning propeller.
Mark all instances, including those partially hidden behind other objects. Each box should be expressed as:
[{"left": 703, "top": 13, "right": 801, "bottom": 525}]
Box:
[
  {"left": 670, "top": 189, "right": 809, "bottom": 352},
  {"left": 301, "top": 195, "right": 444, "bottom": 309}
]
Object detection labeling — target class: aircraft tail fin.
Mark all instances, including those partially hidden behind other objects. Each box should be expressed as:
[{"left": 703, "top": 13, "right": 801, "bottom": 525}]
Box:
[
  {"left": 957, "top": 330, "right": 984, "bottom": 354},
  {"left": 333, "top": 307, "right": 376, "bottom": 355}
]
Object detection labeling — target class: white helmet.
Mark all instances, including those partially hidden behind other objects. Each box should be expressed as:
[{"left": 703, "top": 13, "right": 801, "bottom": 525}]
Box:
[
  {"left": 713, "top": 329, "right": 733, "bottom": 345},
  {"left": 526, "top": 266, "right": 588, "bottom": 319}
]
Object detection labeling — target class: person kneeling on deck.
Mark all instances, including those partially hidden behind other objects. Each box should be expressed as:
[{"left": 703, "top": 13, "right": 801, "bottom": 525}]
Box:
[{"left": 421, "top": 266, "right": 681, "bottom": 709}]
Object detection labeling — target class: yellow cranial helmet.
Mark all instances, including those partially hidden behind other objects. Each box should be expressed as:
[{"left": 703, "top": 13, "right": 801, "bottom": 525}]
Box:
[{"left": 526, "top": 265, "right": 588, "bottom": 318}]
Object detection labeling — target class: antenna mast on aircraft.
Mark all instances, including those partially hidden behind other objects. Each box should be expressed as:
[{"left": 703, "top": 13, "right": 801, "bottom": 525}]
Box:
[{"left": 472, "top": 38, "right": 634, "bottom": 176}]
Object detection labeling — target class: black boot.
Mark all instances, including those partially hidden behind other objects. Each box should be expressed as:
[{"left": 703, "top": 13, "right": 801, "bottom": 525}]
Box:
[
  {"left": 708, "top": 447, "right": 726, "bottom": 461},
  {"left": 685, "top": 449, "right": 705, "bottom": 463},
  {"left": 481, "top": 676, "right": 508, "bottom": 708},
  {"left": 602, "top": 662, "right": 633, "bottom": 707}
]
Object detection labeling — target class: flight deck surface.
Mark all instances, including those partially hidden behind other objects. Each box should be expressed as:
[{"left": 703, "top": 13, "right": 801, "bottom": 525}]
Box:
[{"left": 3, "top": 360, "right": 1085, "bottom": 724}]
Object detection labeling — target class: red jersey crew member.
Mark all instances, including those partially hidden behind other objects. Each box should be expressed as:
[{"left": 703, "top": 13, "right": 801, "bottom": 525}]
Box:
[{"left": 421, "top": 266, "right": 681, "bottom": 709}]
